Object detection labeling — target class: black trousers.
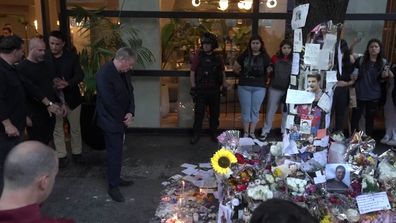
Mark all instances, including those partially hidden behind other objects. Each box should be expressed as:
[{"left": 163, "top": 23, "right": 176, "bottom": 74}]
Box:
[
  {"left": 351, "top": 99, "right": 378, "bottom": 136},
  {"left": 27, "top": 107, "right": 56, "bottom": 145},
  {"left": 192, "top": 91, "right": 220, "bottom": 135},
  {"left": 103, "top": 131, "right": 124, "bottom": 188},
  {"left": 332, "top": 86, "right": 349, "bottom": 132}
]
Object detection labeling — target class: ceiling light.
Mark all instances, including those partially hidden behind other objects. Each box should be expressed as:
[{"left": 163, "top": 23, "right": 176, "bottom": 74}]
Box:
[
  {"left": 218, "top": 0, "right": 229, "bottom": 11},
  {"left": 192, "top": 0, "right": 201, "bottom": 7},
  {"left": 238, "top": 0, "right": 253, "bottom": 10},
  {"left": 266, "top": 0, "right": 277, "bottom": 8}
]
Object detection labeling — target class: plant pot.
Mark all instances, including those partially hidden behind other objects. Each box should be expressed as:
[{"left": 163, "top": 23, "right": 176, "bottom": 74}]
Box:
[{"left": 80, "top": 102, "right": 105, "bottom": 150}]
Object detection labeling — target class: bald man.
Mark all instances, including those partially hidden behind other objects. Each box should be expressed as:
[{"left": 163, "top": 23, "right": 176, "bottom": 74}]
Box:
[
  {"left": 17, "top": 37, "right": 63, "bottom": 145},
  {"left": 0, "top": 141, "right": 74, "bottom": 222}
]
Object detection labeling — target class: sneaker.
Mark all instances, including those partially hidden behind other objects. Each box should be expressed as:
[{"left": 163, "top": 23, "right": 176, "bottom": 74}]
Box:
[
  {"left": 190, "top": 135, "right": 200, "bottom": 144},
  {"left": 58, "top": 157, "right": 69, "bottom": 168},
  {"left": 242, "top": 132, "right": 249, "bottom": 138},
  {"left": 249, "top": 133, "right": 256, "bottom": 139},
  {"left": 72, "top": 154, "right": 85, "bottom": 165},
  {"left": 119, "top": 178, "right": 134, "bottom": 187},
  {"left": 108, "top": 187, "right": 125, "bottom": 202},
  {"left": 387, "top": 139, "right": 396, "bottom": 146},
  {"left": 380, "top": 136, "right": 390, "bottom": 144},
  {"left": 258, "top": 133, "right": 268, "bottom": 142}
]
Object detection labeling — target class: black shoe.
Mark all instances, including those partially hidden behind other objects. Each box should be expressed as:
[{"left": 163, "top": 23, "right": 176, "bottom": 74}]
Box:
[
  {"left": 119, "top": 178, "right": 134, "bottom": 187},
  {"left": 210, "top": 134, "right": 218, "bottom": 143},
  {"left": 58, "top": 157, "right": 69, "bottom": 168},
  {"left": 72, "top": 154, "right": 85, "bottom": 165},
  {"left": 190, "top": 135, "right": 200, "bottom": 144},
  {"left": 108, "top": 187, "right": 125, "bottom": 202}
]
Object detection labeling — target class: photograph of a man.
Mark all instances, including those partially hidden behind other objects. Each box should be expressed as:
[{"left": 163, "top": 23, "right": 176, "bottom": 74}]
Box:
[{"left": 325, "top": 164, "right": 350, "bottom": 192}]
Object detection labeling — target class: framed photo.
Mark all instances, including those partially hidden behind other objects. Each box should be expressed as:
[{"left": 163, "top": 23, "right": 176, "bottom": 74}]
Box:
[{"left": 325, "top": 164, "right": 351, "bottom": 192}]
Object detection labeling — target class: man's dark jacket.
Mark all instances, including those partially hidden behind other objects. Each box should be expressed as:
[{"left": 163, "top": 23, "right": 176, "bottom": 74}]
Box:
[{"left": 95, "top": 61, "right": 135, "bottom": 133}]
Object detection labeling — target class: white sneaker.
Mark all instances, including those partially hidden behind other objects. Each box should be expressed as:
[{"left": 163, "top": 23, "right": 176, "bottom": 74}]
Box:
[
  {"left": 380, "top": 136, "right": 390, "bottom": 144},
  {"left": 243, "top": 132, "right": 249, "bottom": 138},
  {"left": 259, "top": 133, "right": 267, "bottom": 141},
  {"left": 249, "top": 133, "right": 256, "bottom": 139},
  {"left": 387, "top": 139, "right": 396, "bottom": 146}
]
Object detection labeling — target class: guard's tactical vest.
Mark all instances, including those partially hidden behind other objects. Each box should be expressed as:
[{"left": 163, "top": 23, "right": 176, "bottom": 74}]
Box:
[
  {"left": 195, "top": 52, "right": 222, "bottom": 89},
  {"left": 271, "top": 59, "right": 291, "bottom": 90}
]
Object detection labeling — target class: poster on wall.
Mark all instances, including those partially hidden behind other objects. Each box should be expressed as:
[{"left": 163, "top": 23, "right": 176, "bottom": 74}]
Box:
[{"left": 291, "top": 3, "right": 309, "bottom": 30}]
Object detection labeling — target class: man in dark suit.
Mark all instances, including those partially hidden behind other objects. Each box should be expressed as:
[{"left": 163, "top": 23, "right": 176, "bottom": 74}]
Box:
[
  {"left": 96, "top": 47, "right": 135, "bottom": 202},
  {"left": 0, "top": 35, "right": 26, "bottom": 193}
]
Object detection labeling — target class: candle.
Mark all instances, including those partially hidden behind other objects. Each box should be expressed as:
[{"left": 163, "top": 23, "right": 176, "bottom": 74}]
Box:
[
  {"left": 181, "top": 180, "right": 185, "bottom": 195},
  {"left": 193, "top": 212, "right": 199, "bottom": 222}
]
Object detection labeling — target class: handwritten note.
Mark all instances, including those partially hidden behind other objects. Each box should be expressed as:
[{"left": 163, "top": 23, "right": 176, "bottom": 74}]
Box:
[
  {"left": 326, "top": 70, "right": 338, "bottom": 83},
  {"left": 304, "top": 44, "right": 321, "bottom": 66},
  {"left": 286, "top": 89, "right": 315, "bottom": 104},
  {"left": 294, "top": 29, "right": 303, "bottom": 52},
  {"left": 291, "top": 3, "right": 309, "bottom": 30},
  {"left": 323, "top": 34, "right": 337, "bottom": 50},
  {"left": 356, "top": 192, "right": 391, "bottom": 214},
  {"left": 316, "top": 49, "right": 330, "bottom": 70},
  {"left": 317, "top": 92, "right": 333, "bottom": 113},
  {"left": 291, "top": 53, "right": 300, "bottom": 75}
]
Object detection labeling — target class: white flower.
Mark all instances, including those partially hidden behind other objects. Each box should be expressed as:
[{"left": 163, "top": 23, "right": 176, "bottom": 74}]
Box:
[
  {"left": 247, "top": 185, "right": 273, "bottom": 201},
  {"left": 346, "top": 209, "right": 360, "bottom": 222},
  {"left": 265, "top": 174, "right": 275, "bottom": 184},
  {"left": 286, "top": 178, "right": 307, "bottom": 193},
  {"left": 270, "top": 144, "right": 282, "bottom": 157}
]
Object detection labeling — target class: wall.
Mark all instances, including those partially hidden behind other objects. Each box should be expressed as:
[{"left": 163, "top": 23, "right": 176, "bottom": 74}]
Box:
[{"left": 120, "top": 0, "right": 161, "bottom": 127}]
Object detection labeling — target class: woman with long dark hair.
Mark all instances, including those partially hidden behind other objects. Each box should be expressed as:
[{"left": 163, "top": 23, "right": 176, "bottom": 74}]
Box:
[
  {"left": 351, "top": 38, "right": 388, "bottom": 136},
  {"left": 259, "top": 40, "right": 292, "bottom": 141},
  {"left": 332, "top": 39, "right": 356, "bottom": 133},
  {"left": 233, "top": 35, "right": 271, "bottom": 138}
]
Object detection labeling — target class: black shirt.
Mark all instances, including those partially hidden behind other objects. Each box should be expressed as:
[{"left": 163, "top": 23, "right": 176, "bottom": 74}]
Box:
[
  {"left": 17, "top": 59, "right": 60, "bottom": 114},
  {"left": 0, "top": 57, "right": 27, "bottom": 136}
]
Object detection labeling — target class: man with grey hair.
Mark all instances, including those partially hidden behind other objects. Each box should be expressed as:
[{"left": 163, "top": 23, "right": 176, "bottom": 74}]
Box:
[
  {"left": 96, "top": 47, "right": 136, "bottom": 202},
  {"left": 0, "top": 141, "right": 74, "bottom": 222}
]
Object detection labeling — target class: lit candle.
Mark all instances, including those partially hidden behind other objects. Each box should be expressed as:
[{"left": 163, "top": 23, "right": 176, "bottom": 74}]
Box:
[{"left": 181, "top": 180, "right": 185, "bottom": 195}]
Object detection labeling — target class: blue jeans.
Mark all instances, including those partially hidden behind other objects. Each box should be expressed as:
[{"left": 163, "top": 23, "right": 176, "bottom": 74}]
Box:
[{"left": 238, "top": 85, "right": 266, "bottom": 124}]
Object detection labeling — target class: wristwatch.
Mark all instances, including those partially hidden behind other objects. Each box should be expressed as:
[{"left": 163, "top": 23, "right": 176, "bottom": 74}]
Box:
[{"left": 47, "top": 101, "right": 53, "bottom": 107}]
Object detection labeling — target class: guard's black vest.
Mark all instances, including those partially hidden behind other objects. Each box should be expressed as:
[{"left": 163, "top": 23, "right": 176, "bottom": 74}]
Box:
[
  {"left": 195, "top": 52, "right": 222, "bottom": 89},
  {"left": 271, "top": 59, "right": 291, "bottom": 90}
]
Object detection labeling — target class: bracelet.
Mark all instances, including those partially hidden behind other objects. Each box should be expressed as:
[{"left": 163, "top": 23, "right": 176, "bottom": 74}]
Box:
[{"left": 47, "top": 101, "right": 53, "bottom": 107}]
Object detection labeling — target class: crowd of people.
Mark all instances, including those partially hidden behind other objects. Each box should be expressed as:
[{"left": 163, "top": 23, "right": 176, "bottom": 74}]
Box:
[
  {"left": 1, "top": 23, "right": 395, "bottom": 221},
  {"left": 190, "top": 32, "right": 396, "bottom": 147}
]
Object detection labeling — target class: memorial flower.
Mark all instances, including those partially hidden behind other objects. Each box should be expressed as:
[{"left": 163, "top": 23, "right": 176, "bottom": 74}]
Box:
[{"left": 211, "top": 147, "right": 237, "bottom": 175}]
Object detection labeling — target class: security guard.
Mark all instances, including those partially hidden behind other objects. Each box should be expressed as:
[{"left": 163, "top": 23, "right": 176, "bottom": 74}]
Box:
[{"left": 190, "top": 32, "right": 228, "bottom": 144}]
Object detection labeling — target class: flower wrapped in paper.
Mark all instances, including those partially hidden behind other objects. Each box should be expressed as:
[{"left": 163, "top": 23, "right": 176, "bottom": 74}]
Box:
[{"left": 217, "top": 130, "right": 240, "bottom": 150}]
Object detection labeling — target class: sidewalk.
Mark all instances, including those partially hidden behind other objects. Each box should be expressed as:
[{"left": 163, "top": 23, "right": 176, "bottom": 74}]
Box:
[{"left": 41, "top": 130, "right": 392, "bottom": 223}]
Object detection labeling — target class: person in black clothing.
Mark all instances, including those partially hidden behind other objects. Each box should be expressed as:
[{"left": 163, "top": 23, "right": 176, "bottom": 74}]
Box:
[
  {"left": 96, "top": 47, "right": 135, "bottom": 202},
  {"left": 250, "top": 198, "right": 318, "bottom": 223},
  {"left": 332, "top": 39, "right": 356, "bottom": 133},
  {"left": 17, "top": 37, "right": 63, "bottom": 144},
  {"left": 234, "top": 35, "right": 271, "bottom": 139},
  {"left": 47, "top": 31, "right": 84, "bottom": 167},
  {"left": 189, "top": 32, "right": 228, "bottom": 144},
  {"left": 351, "top": 39, "right": 389, "bottom": 136},
  {"left": 0, "top": 35, "right": 26, "bottom": 193}
]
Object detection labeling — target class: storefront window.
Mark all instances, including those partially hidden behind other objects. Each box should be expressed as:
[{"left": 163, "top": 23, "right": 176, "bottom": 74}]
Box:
[
  {"left": 346, "top": 0, "right": 388, "bottom": 13},
  {"left": 258, "top": 19, "right": 287, "bottom": 56},
  {"left": 259, "top": 0, "right": 288, "bottom": 13}
]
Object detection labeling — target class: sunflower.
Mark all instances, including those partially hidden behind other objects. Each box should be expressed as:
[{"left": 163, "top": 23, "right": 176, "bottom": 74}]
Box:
[{"left": 211, "top": 148, "right": 237, "bottom": 175}]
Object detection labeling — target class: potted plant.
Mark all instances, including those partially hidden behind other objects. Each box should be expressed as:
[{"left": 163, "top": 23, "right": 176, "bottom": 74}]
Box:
[{"left": 70, "top": 5, "right": 155, "bottom": 149}]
